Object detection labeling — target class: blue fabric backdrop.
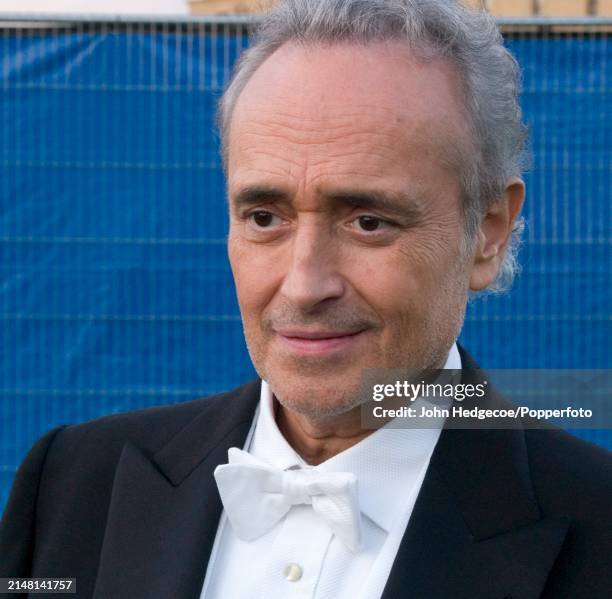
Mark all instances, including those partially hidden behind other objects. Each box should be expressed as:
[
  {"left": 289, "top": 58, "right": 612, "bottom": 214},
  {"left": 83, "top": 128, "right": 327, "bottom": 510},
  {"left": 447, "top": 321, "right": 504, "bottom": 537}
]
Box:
[{"left": 0, "top": 25, "right": 610, "bottom": 512}]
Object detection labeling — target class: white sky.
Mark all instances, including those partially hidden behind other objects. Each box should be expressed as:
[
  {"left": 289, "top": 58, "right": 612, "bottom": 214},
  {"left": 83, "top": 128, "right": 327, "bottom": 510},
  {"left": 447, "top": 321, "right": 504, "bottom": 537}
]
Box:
[{"left": 0, "top": 0, "right": 188, "bottom": 15}]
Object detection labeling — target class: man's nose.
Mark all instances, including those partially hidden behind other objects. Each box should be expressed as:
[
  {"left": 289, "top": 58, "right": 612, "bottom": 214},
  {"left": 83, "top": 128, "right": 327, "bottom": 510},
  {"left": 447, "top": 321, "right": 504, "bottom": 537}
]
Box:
[{"left": 279, "top": 224, "right": 345, "bottom": 312}]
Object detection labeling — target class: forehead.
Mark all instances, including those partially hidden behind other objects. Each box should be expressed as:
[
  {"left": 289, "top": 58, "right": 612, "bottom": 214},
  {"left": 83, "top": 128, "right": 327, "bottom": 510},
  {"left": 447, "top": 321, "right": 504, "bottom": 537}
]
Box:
[{"left": 228, "top": 41, "right": 470, "bottom": 195}]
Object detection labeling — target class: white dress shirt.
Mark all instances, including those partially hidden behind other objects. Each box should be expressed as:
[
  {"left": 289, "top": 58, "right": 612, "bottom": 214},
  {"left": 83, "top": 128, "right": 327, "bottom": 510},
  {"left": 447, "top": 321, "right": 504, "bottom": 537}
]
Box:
[{"left": 200, "top": 343, "right": 461, "bottom": 599}]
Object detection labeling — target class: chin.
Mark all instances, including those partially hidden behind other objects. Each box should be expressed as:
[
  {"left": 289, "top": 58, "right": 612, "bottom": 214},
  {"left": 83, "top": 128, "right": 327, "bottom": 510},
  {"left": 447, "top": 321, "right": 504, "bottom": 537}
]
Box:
[{"left": 268, "top": 373, "right": 366, "bottom": 419}]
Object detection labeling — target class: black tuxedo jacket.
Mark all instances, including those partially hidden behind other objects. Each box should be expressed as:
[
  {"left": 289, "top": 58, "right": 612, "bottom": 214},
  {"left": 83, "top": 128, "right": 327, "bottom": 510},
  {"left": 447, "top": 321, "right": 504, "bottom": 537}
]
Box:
[{"left": 1, "top": 350, "right": 611, "bottom": 598}]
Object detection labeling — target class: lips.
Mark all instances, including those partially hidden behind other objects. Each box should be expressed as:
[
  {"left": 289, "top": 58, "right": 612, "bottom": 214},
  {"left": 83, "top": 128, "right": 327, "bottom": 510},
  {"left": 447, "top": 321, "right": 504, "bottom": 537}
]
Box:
[{"left": 274, "top": 329, "right": 364, "bottom": 355}]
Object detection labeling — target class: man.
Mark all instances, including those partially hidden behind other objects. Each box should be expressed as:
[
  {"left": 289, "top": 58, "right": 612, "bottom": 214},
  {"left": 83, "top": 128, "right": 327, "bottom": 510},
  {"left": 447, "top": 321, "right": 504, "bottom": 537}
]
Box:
[{"left": 1, "top": 0, "right": 610, "bottom": 597}]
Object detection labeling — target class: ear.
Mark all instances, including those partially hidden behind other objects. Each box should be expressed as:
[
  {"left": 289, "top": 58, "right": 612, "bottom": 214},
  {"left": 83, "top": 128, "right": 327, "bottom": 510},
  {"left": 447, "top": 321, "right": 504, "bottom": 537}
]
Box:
[{"left": 469, "top": 178, "right": 525, "bottom": 292}]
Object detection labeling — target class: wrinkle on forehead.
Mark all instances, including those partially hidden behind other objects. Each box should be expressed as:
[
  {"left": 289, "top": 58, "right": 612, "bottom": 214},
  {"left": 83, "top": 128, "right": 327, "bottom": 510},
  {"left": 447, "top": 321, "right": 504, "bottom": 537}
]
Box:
[
  {"left": 230, "top": 118, "right": 465, "bottom": 196},
  {"left": 229, "top": 40, "right": 471, "bottom": 186}
]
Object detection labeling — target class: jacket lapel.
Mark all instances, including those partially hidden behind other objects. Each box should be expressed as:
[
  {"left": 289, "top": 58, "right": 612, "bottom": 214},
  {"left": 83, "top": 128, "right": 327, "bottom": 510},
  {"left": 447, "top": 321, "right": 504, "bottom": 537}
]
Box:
[
  {"left": 381, "top": 352, "right": 570, "bottom": 599},
  {"left": 92, "top": 380, "right": 261, "bottom": 599},
  {"left": 381, "top": 428, "right": 569, "bottom": 599}
]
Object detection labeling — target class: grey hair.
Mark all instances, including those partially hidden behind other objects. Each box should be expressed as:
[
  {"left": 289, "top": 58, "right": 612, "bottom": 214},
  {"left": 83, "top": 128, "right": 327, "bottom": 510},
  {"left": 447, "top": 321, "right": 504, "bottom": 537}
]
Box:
[{"left": 218, "top": 0, "right": 529, "bottom": 293}]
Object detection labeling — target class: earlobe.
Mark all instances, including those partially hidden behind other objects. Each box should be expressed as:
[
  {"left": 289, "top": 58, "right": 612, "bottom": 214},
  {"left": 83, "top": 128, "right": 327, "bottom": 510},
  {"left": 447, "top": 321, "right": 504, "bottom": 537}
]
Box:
[{"left": 469, "top": 178, "right": 525, "bottom": 292}]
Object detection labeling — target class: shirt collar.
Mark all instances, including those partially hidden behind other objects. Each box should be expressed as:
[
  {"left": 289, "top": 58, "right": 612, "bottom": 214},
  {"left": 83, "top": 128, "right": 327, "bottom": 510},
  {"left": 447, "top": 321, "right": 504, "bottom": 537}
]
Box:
[{"left": 249, "top": 342, "right": 461, "bottom": 533}]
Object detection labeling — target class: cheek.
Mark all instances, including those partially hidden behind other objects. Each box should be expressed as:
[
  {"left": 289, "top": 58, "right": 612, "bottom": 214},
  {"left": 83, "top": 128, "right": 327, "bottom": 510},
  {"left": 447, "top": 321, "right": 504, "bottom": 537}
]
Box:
[
  {"left": 346, "top": 250, "right": 418, "bottom": 329},
  {"left": 349, "top": 240, "right": 465, "bottom": 328},
  {"left": 358, "top": 243, "right": 437, "bottom": 300},
  {"left": 228, "top": 237, "right": 255, "bottom": 310},
  {"left": 398, "top": 226, "right": 466, "bottom": 287},
  {"left": 228, "top": 236, "right": 278, "bottom": 318}
]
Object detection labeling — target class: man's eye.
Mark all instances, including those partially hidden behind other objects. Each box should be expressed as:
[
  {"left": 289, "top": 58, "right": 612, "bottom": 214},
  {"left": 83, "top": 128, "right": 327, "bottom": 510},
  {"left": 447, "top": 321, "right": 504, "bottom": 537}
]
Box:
[
  {"left": 354, "top": 215, "right": 391, "bottom": 232},
  {"left": 248, "top": 211, "right": 281, "bottom": 228}
]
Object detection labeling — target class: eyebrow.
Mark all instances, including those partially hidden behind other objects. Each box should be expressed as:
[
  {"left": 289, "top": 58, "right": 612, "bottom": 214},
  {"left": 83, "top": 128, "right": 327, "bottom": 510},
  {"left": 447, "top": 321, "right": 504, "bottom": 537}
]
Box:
[
  {"left": 325, "top": 189, "right": 424, "bottom": 221},
  {"left": 231, "top": 186, "right": 290, "bottom": 209},
  {"left": 231, "top": 185, "right": 424, "bottom": 221}
]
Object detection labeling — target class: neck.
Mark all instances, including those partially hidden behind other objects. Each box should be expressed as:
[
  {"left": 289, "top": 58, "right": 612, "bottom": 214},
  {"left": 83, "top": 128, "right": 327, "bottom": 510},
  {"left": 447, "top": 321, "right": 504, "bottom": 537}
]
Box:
[{"left": 275, "top": 400, "right": 372, "bottom": 465}]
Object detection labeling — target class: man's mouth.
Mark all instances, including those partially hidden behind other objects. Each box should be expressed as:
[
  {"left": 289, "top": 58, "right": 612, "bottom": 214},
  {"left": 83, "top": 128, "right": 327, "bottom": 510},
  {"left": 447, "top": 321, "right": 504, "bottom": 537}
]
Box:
[{"left": 273, "top": 329, "right": 365, "bottom": 355}]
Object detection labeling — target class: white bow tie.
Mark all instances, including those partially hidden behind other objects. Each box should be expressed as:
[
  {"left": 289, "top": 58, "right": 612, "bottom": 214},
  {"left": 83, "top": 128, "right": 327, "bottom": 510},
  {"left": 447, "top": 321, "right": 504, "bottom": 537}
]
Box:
[{"left": 214, "top": 447, "right": 363, "bottom": 552}]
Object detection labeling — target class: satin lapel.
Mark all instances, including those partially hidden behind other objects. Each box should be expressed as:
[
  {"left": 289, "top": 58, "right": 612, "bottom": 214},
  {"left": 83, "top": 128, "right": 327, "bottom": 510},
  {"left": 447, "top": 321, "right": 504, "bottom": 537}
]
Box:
[
  {"left": 382, "top": 353, "right": 570, "bottom": 599},
  {"left": 381, "top": 429, "right": 569, "bottom": 599},
  {"left": 92, "top": 380, "right": 261, "bottom": 599}
]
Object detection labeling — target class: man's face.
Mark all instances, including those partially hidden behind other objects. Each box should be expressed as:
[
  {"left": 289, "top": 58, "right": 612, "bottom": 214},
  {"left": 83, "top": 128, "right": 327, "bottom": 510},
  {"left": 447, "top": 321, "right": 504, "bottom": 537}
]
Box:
[{"left": 227, "top": 41, "right": 476, "bottom": 417}]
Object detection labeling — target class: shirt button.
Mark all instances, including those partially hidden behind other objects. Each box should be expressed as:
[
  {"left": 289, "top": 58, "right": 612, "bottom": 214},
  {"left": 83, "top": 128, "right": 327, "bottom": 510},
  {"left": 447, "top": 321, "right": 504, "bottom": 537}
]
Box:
[{"left": 283, "top": 563, "right": 303, "bottom": 582}]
